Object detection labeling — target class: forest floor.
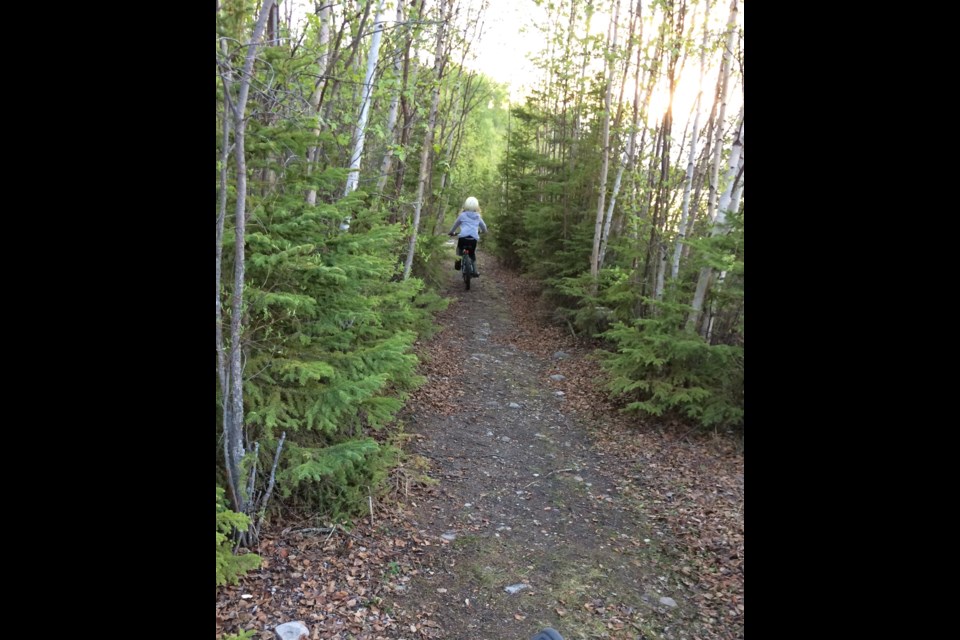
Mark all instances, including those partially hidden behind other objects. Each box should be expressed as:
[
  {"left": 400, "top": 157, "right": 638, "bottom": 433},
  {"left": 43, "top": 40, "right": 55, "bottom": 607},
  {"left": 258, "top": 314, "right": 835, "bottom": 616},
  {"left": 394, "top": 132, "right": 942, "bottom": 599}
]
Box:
[{"left": 216, "top": 252, "right": 744, "bottom": 640}]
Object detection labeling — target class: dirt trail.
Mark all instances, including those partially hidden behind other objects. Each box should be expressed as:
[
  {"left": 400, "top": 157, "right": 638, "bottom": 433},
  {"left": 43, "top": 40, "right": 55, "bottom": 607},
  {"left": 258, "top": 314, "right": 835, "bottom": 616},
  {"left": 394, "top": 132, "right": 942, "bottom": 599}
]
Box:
[
  {"left": 391, "top": 256, "right": 716, "bottom": 640},
  {"left": 215, "top": 252, "right": 743, "bottom": 640}
]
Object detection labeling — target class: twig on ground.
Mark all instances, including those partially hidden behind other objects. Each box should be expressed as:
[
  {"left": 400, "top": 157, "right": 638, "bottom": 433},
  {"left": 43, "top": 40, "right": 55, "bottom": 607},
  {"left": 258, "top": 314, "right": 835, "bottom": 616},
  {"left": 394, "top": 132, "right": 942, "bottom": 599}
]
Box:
[
  {"left": 290, "top": 527, "right": 336, "bottom": 535},
  {"left": 523, "top": 468, "right": 576, "bottom": 489}
]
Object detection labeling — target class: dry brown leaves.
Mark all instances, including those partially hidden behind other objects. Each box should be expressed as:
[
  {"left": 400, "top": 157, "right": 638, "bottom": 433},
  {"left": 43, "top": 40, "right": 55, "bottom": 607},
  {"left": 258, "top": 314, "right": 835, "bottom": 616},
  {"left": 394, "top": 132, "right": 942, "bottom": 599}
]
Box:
[
  {"left": 216, "top": 513, "right": 440, "bottom": 639},
  {"left": 216, "top": 261, "right": 743, "bottom": 640},
  {"left": 407, "top": 303, "right": 468, "bottom": 417},
  {"left": 494, "top": 265, "right": 744, "bottom": 639}
]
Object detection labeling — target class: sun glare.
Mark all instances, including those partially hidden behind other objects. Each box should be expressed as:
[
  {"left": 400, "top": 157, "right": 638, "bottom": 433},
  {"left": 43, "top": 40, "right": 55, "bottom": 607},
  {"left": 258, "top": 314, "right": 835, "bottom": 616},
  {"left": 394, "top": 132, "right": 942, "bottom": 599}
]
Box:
[{"left": 281, "top": 0, "right": 742, "bottom": 126}]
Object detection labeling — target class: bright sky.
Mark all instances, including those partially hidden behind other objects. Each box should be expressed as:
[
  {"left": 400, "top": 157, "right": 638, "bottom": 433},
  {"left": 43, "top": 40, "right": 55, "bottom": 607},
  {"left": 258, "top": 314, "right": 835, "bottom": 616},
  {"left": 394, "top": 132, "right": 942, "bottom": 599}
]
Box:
[
  {"left": 286, "top": 0, "right": 545, "bottom": 100},
  {"left": 461, "top": 0, "right": 547, "bottom": 100},
  {"left": 285, "top": 0, "right": 742, "bottom": 124}
]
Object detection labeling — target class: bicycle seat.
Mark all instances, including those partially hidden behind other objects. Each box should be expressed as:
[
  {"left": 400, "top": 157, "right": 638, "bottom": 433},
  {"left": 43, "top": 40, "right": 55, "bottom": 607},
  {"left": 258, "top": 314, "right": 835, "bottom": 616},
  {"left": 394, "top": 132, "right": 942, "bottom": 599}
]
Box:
[{"left": 530, "top": 629, "right": 563, "bottom": 640}]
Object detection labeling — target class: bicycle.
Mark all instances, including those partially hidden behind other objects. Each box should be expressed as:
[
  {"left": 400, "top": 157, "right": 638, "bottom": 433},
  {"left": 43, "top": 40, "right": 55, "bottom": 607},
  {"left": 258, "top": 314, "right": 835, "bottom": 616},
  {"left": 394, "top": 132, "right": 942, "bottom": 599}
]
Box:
[{"left": 450, "top": 233, "right": 480, "bottom": 290}]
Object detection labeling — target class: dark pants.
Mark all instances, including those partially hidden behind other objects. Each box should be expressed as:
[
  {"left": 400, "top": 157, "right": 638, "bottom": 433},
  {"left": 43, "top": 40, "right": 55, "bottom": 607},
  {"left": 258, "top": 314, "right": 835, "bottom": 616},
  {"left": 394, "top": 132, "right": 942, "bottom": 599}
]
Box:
[{"left": 456, "top": 237, "right": 478, "bottom": 271}]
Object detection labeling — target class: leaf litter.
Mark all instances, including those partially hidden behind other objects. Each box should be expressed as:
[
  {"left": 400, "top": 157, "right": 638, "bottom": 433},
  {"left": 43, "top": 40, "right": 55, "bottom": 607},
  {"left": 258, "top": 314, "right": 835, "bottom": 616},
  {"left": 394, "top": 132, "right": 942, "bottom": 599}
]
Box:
[{"left": 216, "top": 257, "right": 742, "bottom": 640}]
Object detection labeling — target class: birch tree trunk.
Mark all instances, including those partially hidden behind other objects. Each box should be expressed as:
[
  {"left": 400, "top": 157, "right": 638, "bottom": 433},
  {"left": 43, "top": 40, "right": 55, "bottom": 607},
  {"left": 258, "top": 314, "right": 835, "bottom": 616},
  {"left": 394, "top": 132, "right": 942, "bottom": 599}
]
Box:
[
  {"left": 589, "top": 0, "right": 620, "bottom": 283},
  {"left": 306, "top": 3, "right": 332, "bottom": 206},
  {"left": 376, "top": 1, "right": 406, "bottom": 194},
  {"left": 567, "top": 0, "right": 595, "bottom": 190},
  {"left": 654, "top": 241, "right": 668, "bottom": 298},
  {"left": 430, "top": 1, "right": 486, "bottom": 232},
  {"left": 607, "top": 28, "right": 645, "bottom": 251},
  {"left": 672, "top": 0, "right": 712, "bottom": 280},
  {"left": 223, "top": 0, "right": 275, "bottom": 514},
  {"left": 216, "top": 36, "right": 234, "bottom": 502},
  {"left": 403, "top": 0, "right": 452, "bottom": 280},
  {"left": 224, "top": 0, "right": 274, "bottom": 512},
  {"left": 321, "top": 1, "right": 374, "bottom": 132},
  {"left": 644, "top": 0, "right": 687, "bottom": 301},
  {"left": 687, "top": 113, "right": 743, "bottom": 332},
  {"left": 706, "top": 0, "right": 739, "bottom": 225},
  {"left": 598, "top": 0, "right": 642, "bottom": 271},
  {"left": 344, "top": 0, "right": 387, "bottom": 197},
  {"left": 433, "top": 72, "right": 483, "bottom": 234},
  {"left": 705, "top": 150, "right": 743, "bottom": 343},
  {"left": 559, "top": 0, "right": 578, "bottom": 236},
  {"left": 680, "top": 111, "right": 717, "bottom": 264},
  {"left": 392, "top": 0, "right": 427, "bottom": 214}
]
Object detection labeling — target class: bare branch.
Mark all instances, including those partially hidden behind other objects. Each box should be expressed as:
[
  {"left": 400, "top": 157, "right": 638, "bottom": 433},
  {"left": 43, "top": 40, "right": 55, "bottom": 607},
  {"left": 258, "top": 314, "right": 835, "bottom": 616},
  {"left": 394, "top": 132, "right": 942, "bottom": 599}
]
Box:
[
  {"left": 246, "top": 441, "right": 260, "bottom": 511},
  {"left": 255, "top": 432, "right": 286, "bottom": 533},
  {"left": 523, "top": 468, "right": 577, "bottom": 489}
]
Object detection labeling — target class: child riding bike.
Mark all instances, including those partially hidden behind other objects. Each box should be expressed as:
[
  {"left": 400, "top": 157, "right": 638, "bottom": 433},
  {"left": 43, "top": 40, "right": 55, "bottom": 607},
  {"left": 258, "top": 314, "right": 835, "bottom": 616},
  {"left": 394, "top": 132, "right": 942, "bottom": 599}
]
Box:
[{"left": 448, "top": 196, "right": 488, "bottom": 277}]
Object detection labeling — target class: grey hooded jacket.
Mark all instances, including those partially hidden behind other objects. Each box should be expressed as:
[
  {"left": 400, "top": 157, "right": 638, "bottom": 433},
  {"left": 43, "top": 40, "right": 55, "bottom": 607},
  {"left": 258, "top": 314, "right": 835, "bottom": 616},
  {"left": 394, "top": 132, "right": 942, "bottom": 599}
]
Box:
[{"left": 449, "top": 210, "right": 488, "bottom": 239}]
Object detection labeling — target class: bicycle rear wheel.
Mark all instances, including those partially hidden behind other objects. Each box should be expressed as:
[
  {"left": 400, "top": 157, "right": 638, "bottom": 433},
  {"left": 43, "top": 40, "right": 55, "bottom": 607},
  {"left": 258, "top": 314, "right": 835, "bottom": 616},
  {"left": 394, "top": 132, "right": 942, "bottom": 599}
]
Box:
[{"left": 462, "top": 254, "right": 473, "bottom": 290}]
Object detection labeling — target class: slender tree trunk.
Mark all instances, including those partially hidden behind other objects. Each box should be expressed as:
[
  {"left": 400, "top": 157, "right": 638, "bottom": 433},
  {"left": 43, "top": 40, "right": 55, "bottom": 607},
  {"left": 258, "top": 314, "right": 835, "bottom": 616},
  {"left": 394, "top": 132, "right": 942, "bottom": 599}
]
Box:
[
  {"left": 216, "top": 35, "right": 234, "bottom": 504},
  {"left": 705, "top": 150, "right": 743, "bottom": 343},
  {"left": 568, "top": 0, "right": 594, "bottom": 189},
  {"left": 224, "top": 0, "right": 275, "bottom": 514},
  {"left": 627, "top": 21, "right": 664, "bottom": 305},
  {"left": 217, "top": 35, "right": 233, "bottom": 392},
  {"left": 559, "top": 0, "right": 577, "bottom": 237},
  {"left": 443, "top": 74, "right": 487, "bottom": 217},
  {"left": 687, "top": 112, "right": 743, "bottom": 331},
  {"left": 392, "top": 0, "right": 427, "bottom": 216},
  {"left": 321, "top": 1, "right": 374, "bottom": 131},
  {"left": 654, "top": 241, "right": 667, "bottom": 298},
  {"left": 646, "top": 0, "right": 687, "bottom": 301},
  {"left": 403, "top": 0, "right": 452, "bottom": 279},
  {"left": 590, "top": 0, "right": 620, "bottom": 283},
  {"left": 434, "top": 74, "right": 480, "bottom": 234},
  {"left": 306, "top": 3, "right": 332, "bottom": 206},
  {"left": 267, "top": 2, "right": 280, "bottom": 45},
  {"left": 430, "top": 83, "right": 461, "bottom": 231},
  {"left": 706, "top": 0, "right": 739, "bottom": 225},
  {"left": 598, "top": 0, "right": 642, "bottom": 270},
  {"left": 430, "top": 0, "right": 489, "bottom": 213},
  {"left": 681, "top": 114, "right": 717, "bottom": 263},
  {"left": 672, "top": 0, "right": 712, "bottom": 280},
  {"left": 344, "top": 0, "right": 387, "bottom": 196},
  {"left": 376, "top": 0, "right": 406, "bottom": 194}
]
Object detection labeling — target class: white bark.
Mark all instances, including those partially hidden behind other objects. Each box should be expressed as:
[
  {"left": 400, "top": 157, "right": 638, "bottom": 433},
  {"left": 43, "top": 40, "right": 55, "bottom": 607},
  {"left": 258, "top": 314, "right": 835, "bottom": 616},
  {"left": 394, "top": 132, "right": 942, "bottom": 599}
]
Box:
[
  {"left": 728, "top": 155, "right": 744, "bottom": 216},
  {"left": 403, "top": 0, "right": 452, "bottom": 280},
  {"left": 714, "top": 117, "right": 743, "bottom": 227},
  {"left": 706, "top": 0, "right": 739, "bottom": 225},
  {"left": 654, "top": 241, "right": 667, "bottom": 299},
  {"left": 590, "top": 0, "right": 620, "bottom": 282},
  {"left": 687, "top": 113, "right": 743, "bottom": 332},
  {"left": 432, "top": 85, "right": 465, "bottom": 232},
  {"left": 345, "top": 0, "right": 387, "bottom": 197},
  {"left": 216, "top": 35, "right": 234, "bottom": 506},
  {"left": 224, "top": 0, "right": 276, "bottom": 512},
  {"left": 432, "top": 4, "right": 485, "bottom": 231},
  {"left": 376, "top": 1, "right": 406, "bottom": 194},
  {"left": 599, "top": 147, "right": 628, "bottom": 270},
  {"left": 705, "top": 152, "right": 743, "bottom": 343},
  {"left": 598, "top": 0, "right": 642, "bottom": 271},
  {"left": 217, "top": 36, "right": 232, "bottom": 397},
  {"left": 672, "top": 0, "right": 712, "bottom": 280},
  {"left": 306, "top": 3, "right": 332, "bottom": 206},
  {"left": 569, "top": 0, "right": 595, "bottom": 177}
]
